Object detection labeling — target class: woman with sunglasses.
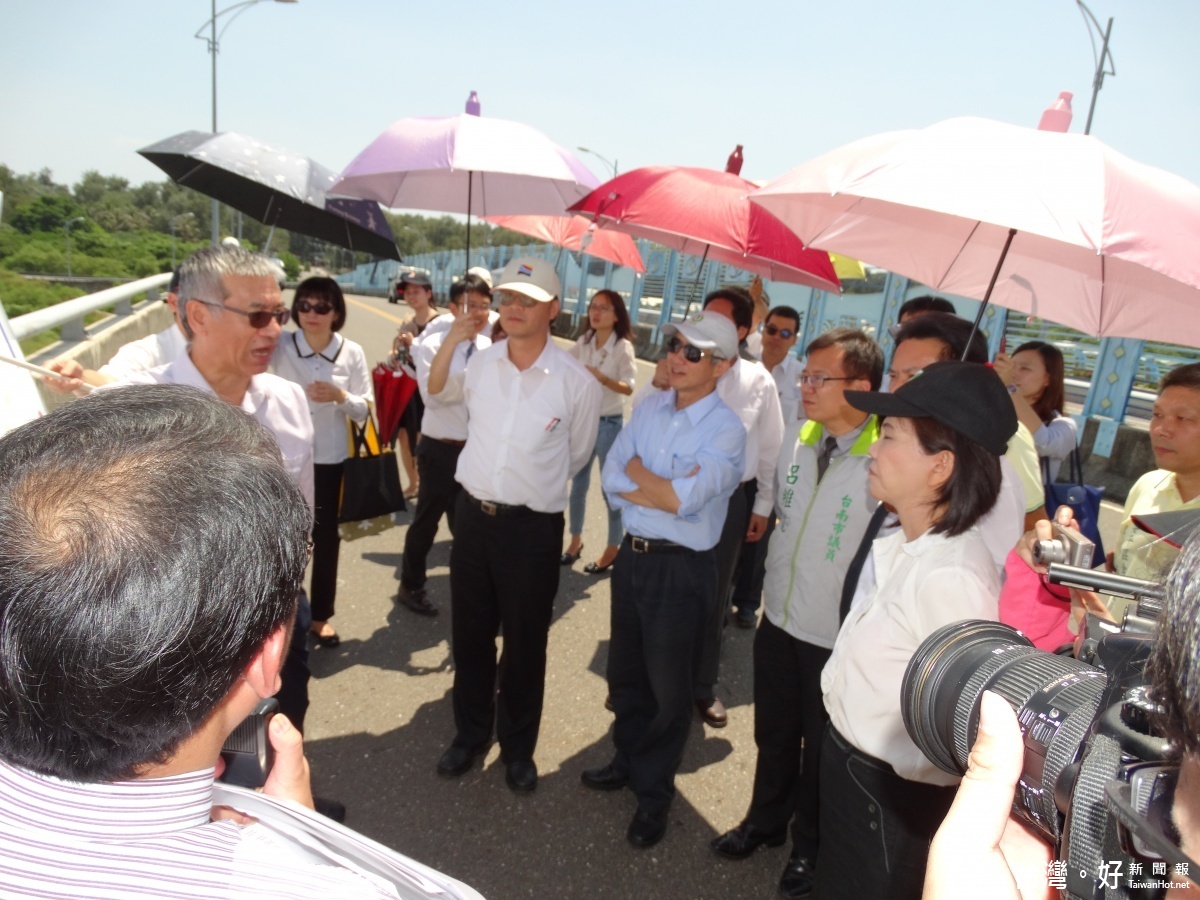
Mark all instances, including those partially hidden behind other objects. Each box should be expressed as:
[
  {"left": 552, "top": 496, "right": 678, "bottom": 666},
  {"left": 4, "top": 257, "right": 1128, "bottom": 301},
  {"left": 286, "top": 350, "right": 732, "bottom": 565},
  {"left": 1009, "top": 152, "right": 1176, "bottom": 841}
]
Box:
[
  {"left": 562, "top": 290, "right": 637, "bottom": 574},
  {"left": 993, "top": 340, "right": 1078, "bottom": 482},
  {"left": 815, "top": 361, "right": 1015, "bottom": 900},
  {"left": 272, "top": 277, "right": 373, "bottom": 648}
]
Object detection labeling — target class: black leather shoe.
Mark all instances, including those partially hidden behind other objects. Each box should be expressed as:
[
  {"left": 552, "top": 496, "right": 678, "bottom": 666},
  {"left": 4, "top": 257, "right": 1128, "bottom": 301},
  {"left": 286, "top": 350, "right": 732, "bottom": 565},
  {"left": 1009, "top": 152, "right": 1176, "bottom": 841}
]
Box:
[
  {"left": 627, "top": 808, "right": 667, "bottom": 848},
  {"left": 505, "top": 759, "right": 538, "bottom": 793},
  {"left": 580, "top": 764, "right": 629, "bottom": 791},
  {"left": 734, "top": 607, "right": 757, "bottom": 629},
  {"left": 436, "top": 743, "right": 488, "bottom": 777},
  {"left": 710, "top": 821, "right": 787, "bottom": 859},
  {"left": 778, "top": 854, "right": 816, "bottom": 899},
  {"left": 396, "top": 585, "right": 437, "bottom": 617}
]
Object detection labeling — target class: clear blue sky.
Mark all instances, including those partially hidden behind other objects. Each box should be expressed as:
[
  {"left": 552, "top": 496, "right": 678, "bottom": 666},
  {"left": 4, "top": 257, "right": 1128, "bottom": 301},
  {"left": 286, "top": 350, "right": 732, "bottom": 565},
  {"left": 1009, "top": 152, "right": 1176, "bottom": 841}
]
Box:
[{"left": 2, "top": 0, "right": 1199, "bottom": 197}]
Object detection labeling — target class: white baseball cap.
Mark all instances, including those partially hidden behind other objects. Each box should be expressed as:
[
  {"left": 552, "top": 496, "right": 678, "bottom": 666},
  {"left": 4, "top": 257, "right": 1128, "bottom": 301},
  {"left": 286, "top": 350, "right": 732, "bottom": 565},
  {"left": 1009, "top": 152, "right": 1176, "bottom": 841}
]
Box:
[
  {"left": 494, "top": 256, "right": 560, "bottom": 303},
  {"left": 662, "top": 313, "right": 739, "bottom": 361},
  {"left": 467, "top": 266, "right": 494, "bottom": 288}
]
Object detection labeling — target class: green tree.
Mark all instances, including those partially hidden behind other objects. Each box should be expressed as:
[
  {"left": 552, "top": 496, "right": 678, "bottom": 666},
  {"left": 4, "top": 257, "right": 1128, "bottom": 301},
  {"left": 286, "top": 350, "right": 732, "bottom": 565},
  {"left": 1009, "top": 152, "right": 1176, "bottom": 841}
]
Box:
[{"left": 11, "top": 194, "right": 86, "bottom": 235}]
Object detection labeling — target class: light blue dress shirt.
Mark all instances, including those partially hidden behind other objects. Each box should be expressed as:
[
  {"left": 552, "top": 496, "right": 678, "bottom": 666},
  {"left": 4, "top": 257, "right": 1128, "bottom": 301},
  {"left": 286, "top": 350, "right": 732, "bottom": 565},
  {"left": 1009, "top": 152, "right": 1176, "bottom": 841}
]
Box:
[{"left": 601, "top": 388, "right": 746, "bottom": 551}]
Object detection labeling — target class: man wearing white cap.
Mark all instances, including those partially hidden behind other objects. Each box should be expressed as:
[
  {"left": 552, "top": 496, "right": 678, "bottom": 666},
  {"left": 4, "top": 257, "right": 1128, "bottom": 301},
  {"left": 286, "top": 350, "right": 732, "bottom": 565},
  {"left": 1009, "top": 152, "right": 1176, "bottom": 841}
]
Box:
[
  {"left": 581, "top": 312, "right": 746, "bottom": 848},
  {"left": 425, "top": 256, "right": 601, "bottom": 794}
]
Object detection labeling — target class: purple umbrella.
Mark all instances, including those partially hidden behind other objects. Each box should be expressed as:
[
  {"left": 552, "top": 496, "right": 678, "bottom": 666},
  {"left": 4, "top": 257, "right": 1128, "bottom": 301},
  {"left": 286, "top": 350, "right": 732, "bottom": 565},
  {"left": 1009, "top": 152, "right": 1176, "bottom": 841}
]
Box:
[{"left": 331, "top": 94, "right": 599, "bottom": 266}]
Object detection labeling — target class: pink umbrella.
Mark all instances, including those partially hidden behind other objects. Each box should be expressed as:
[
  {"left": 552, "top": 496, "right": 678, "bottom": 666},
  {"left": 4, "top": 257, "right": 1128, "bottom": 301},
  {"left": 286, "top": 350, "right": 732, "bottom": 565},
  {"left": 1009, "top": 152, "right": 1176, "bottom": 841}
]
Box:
[
  {"left": 484, "top": 214, "right": 646, "bottom": 273},
  {"left": 331, "top": 95, "right": 599, "bottom": 265},
  {"left": 749, "top": 116, "right": 1200, "bottom": 345},
  {"left": 567, "top": 165, "right": 841, "bottom": 293}
]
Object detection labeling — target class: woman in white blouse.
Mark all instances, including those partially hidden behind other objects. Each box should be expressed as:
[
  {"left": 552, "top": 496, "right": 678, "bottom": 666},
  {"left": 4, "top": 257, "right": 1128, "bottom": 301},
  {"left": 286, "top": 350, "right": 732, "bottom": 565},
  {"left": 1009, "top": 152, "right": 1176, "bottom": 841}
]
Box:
[
  {"left": 562, "top": 290, "right": 637, "bottom": 574},
  {"left": 272, "top": 277, "right": 373, "bottom": 647},
  {"left": 994, "top": 341, "right": 1078, "bottom": 484},
  {"left": 815, "top": 361, "right": 1013, "bottom": 900}
]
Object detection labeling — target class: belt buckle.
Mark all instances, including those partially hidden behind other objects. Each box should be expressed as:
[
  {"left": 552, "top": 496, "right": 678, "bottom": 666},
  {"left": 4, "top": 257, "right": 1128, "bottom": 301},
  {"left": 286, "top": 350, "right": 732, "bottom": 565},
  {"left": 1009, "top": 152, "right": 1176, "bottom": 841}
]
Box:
[
  {"left": 480, "top": 499, "right": 498, "bottom": 516},
  {"left": 630, "top": 536, "right": 650, "bottom": 553}
]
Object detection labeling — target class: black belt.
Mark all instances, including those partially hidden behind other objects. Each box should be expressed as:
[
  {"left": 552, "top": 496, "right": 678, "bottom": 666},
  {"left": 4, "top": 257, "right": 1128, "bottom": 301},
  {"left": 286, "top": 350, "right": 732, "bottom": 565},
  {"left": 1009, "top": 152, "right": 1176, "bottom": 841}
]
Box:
[
  {"left": 428, "top": 436, "right": 466, "bottom": 448},
  {"left": 623, "top": 535, "right": 694, "bottom": 554},
  {"left": 465, "top": 492, "right": 532, "bottom": 516}
]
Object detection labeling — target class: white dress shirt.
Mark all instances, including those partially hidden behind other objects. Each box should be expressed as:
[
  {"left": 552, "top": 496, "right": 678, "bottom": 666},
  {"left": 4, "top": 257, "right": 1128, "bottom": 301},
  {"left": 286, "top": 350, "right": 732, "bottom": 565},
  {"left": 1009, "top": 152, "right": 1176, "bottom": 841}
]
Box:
[
  {"left": 124, "top": 352, "right": 315, "bottom": 512},
  {"left": 99, "top": 324, "right": 188, "bottom": 379},
  {"left": 440, "top": 338, "right": 602, "bottom": 513},
  {"left": 414, "top": 328, "right": 491, "bottom": 441},
  {"left": 768, "top": 354, "right": 804, "bottom": 425},
  {"left": 569, "top": 331, "right": 637, "bottom": 418},
  {"left": 822, "top": 526, "right": 1000, "bottom": 785},
  {"left": 271, "top": 331, "right": 372, "bottom": 465}
]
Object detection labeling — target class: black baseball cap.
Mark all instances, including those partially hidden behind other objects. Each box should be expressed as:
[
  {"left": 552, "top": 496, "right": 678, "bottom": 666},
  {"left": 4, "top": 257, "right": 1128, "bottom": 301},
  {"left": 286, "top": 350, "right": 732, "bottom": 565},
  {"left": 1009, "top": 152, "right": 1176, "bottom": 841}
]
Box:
[
  {"left": 399, "top": 271, "right": 431, "bottom": 288},
  {"left": 844, "top": 360, "right": 1017, "bottom": 456}
]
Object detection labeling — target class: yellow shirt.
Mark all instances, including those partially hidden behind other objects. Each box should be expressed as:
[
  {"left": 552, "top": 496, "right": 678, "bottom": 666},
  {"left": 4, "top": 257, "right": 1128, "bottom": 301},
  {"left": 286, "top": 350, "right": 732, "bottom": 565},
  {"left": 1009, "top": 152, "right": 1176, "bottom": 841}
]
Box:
[
  {"left": 1114, "top": 470, "right": 1200, "bottom": 582},
  {"left": 1006, "top": 422, "right": 1044, "bottom": 514}
]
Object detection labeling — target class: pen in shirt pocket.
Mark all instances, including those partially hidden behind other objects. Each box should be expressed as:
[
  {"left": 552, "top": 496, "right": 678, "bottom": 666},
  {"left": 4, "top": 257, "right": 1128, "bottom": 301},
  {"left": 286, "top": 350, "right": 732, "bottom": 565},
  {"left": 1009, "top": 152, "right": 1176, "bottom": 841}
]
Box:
[{"left": 545, "top": 417, "right": 561, "bottom": 432}]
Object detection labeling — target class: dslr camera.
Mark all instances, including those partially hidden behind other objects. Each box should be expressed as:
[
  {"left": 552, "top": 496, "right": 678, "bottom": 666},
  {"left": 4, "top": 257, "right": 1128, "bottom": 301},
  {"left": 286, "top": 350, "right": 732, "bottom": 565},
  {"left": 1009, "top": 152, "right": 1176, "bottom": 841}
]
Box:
[{"left": 901, "top": 555, "right": 1194, "bottom": 899}]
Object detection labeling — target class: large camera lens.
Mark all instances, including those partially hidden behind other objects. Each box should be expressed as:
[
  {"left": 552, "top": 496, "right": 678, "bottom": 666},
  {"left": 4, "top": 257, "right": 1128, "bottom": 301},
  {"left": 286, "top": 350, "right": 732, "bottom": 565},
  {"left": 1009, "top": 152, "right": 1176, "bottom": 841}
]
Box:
[{"left": 902, "top": 620, "right": 1108, "bottom": 841}]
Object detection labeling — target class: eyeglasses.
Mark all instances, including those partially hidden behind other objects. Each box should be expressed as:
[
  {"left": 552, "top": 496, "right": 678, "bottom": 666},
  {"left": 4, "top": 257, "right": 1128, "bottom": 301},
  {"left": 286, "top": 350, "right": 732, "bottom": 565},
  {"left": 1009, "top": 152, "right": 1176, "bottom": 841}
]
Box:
[
  {"left": 195, "top": 300, "right": 290, "bottom": 329},
  {"left": 465, "top": 301, "right": 492, "bottom": 313},
  {"left": 666, "top": 335, "right": 722, "bottom": 364},
  {"left": 763, "top": 323, "right": 796, "bottom": 339},
  {"left": 495, "top": 290, "right": 539, "bottom": 309},
  {"left": 799, "top": 374, "right": 854, "bottom": 388},
  {"left": 589, "top": 304, "right": 613, "bottom": 313},
  {"left": 295, "top": 300, "right": 334, "bottom": 316}
]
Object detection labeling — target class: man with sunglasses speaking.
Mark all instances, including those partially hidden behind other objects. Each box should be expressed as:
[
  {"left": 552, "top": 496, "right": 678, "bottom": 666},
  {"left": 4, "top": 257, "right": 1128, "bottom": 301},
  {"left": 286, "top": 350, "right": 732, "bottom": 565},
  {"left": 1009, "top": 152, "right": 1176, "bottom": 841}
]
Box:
[
  {"left": 117, "top": 245, "right": 318, "bottom": 737},
  {"left": 582, "top": 312, "right": 746, "bottom": 848},
  {"left": 425, "top": 257, "right": 601, "bottom": 794}
]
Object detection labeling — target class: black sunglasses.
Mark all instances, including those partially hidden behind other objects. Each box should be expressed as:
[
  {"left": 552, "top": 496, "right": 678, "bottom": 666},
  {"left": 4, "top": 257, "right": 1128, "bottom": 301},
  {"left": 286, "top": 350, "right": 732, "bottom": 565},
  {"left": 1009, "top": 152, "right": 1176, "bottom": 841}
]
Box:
[
  {"left": 763, "top": 323, "right": 795, "bottom": 339},
  {"left": 295, "top": 299, "right": 334, "bottom": 316},
  {"left": 196, "top": 300, "right": 290, "bottom": 329},
  {"left": 666, "top": 335, "right": 719, "bottom": 364}
]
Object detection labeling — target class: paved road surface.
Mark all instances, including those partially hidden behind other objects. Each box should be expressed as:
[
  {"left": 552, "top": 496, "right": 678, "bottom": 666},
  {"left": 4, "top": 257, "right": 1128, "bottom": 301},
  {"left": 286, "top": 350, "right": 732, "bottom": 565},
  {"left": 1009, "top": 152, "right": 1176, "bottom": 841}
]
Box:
[{"left": 301, "top": 292, "right": 1125, "bottom": 900}]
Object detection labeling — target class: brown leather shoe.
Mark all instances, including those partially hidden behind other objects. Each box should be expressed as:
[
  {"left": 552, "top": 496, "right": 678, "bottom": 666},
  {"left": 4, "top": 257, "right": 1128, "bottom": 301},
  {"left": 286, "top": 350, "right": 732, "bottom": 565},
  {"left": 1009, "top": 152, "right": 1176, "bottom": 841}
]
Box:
[{"left": 696, "top": 697, "right": 727, "bottom": 727}]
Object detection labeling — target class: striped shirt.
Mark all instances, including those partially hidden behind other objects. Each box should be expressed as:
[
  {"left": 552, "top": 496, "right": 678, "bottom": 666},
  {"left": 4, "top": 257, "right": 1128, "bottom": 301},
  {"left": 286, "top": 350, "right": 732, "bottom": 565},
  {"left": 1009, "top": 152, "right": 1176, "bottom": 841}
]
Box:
[{"left": 0, "top": 760, "right": 399, "bottom": 898}]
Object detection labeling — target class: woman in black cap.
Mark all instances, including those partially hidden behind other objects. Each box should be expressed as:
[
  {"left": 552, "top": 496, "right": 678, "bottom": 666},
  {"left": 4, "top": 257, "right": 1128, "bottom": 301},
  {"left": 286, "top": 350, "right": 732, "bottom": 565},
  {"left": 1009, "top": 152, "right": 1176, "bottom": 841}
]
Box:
[{"left": 815, "top": 360, "right": 1017, "bottom": 900}]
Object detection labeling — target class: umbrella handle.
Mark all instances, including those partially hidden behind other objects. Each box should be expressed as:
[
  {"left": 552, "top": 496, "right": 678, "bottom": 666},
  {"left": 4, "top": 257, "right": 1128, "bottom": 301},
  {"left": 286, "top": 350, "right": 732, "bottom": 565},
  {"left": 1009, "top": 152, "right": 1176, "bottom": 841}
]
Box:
[
  {"left": 964, "top": 227, "right": 1016, "bottom": 362},
  {"left": 680, "top": 245, "right": 712, "bottom": 320}
]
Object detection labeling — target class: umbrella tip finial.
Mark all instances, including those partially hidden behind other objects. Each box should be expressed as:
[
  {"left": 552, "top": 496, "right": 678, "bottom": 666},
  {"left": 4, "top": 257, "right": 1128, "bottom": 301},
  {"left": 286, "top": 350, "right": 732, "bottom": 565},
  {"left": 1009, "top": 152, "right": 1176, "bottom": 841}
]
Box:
[
  {"left": 465, "top": 91, "right": 481, "bottom": 116},
  {"left": 1037, "top": 91, "right": 1073, "bottom": 132},
  {"left": 725, "top": 144, "right": 744, "bottom": 176}
]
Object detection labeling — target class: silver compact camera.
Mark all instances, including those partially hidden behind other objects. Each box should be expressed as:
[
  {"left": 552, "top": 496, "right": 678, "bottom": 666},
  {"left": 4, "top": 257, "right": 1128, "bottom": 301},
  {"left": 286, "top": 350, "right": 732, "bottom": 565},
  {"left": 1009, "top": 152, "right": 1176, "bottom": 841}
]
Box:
[{"left": 1032, "top": 521, "right": 1095, "bottom": 568}]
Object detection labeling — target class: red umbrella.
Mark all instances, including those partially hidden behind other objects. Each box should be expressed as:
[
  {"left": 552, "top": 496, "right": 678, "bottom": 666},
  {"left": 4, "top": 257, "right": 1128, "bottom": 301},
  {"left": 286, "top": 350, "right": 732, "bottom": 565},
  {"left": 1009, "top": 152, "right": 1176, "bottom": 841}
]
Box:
[
  {"left": 484, "top": 214, "right": 646, "bottom": 273},
  {"left": 567, "top": 165, "right": 840, "bottom": 293},
  {"left": 372, "top": 362, "right": 418, "bottom": 446}
]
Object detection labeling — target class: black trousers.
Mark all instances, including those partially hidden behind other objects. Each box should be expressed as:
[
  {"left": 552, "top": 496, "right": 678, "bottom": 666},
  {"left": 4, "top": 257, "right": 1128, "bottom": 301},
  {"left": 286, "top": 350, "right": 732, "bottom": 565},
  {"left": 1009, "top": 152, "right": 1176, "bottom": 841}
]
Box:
[
  {"left": 745, "top": 617, "right": 831, "bottom": 858},
  {"left": 608, "top": 542, "right": 717, "bottom": 816},
  {"left": 448, "top": 494, "right": 563, "bottom": 762},
  {"left": 400, "top": 437, "right": 464, "bottom": 591},
  {"left": 815, "top": 726, "right": 956, "bottom": 900},
  {"left": 276, "top": 590, "right": 312, "bottom": 732},
  {"left": 310, "top": 463, "right": 344, "bottom": 623},
  {"left": 731, "top": 491, "right": 775, "bottom": 615},
  {"left": 695, "top": 481, "right": 750, "bottom": 698}
]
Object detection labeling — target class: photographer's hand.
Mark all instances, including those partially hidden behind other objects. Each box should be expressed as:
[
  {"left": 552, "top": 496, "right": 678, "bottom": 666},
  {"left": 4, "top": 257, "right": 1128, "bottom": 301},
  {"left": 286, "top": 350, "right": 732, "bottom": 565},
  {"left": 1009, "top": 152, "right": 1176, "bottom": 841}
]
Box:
[
  {"left": 260, "top": 713, "right": 315, "bottom": 810},
  {"left": 924, "top": 691, "right": 1054, "bottom": 900}
]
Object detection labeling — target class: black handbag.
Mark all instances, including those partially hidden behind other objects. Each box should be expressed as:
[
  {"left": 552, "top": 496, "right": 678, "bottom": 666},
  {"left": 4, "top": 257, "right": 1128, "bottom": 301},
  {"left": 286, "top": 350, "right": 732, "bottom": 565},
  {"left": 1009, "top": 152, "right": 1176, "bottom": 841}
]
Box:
[
  {"left": 1042, "top": 447, "right": 1105, "bottom": 559},
  {"left": 338, "top": 409, "right": 405, "bottom": 527}
]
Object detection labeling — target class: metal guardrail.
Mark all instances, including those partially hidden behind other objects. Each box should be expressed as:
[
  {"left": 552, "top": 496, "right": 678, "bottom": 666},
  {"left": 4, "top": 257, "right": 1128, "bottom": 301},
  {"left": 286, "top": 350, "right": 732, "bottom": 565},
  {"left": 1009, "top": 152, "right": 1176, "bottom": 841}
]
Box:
[{"left": 9, "top": 273, "right": 172, "bottom": 342}]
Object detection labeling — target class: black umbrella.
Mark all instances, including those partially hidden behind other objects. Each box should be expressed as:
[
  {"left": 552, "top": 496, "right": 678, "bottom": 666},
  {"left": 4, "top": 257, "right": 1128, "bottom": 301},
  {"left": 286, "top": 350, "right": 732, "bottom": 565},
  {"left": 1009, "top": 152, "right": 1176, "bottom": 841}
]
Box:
[{"left": 139, "top": 130, "right": 401, "bottom": 261}]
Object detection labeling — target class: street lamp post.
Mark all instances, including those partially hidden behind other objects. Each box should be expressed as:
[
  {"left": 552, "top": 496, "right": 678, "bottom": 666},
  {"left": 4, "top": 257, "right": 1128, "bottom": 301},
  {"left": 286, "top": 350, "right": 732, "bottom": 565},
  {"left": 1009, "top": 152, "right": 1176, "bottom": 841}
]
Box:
[
  {"left": 63, "top": 216, "right": 85, "bottom": 278},
  {"left": 1076, "top": 1, "right": 1115, "bottom": 135},
  {"left": 577, "top": 147, "right": 618, "bottom": 180},
  {"left": 195, "top": 0, "right": 298, "bottom": 245},
  {"left": 169, "top": 212, "right": 196, "bottom": 268}
]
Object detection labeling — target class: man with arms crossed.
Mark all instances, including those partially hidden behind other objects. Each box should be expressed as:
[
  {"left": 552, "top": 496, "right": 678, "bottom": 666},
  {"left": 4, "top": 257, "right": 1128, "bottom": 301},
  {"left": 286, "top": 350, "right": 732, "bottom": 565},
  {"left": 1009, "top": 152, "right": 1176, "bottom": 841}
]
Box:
[{"left": 582, "top": 312, "right": 745, "bottom": 848}]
